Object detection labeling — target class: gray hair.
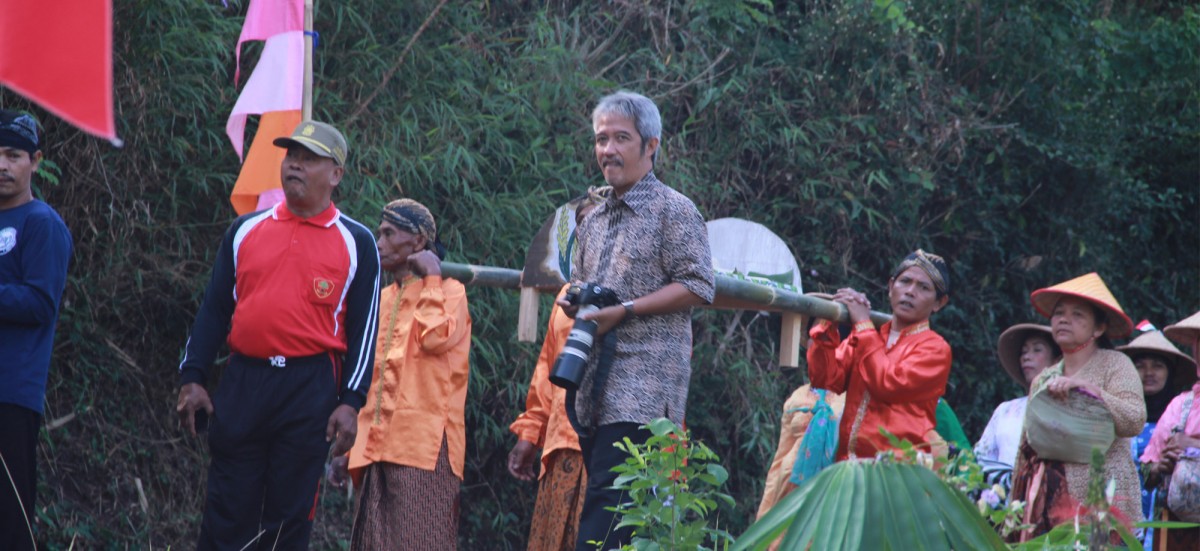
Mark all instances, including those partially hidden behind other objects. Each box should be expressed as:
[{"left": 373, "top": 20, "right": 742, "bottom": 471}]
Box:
[{"left": 592, "top": 90, "right": 662, "bottom": 162}]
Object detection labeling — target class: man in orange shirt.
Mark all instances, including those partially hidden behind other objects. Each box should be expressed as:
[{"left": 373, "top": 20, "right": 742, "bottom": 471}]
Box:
[
  {"left": 807, "top": 249, "right": 953, "bottom": 460},
  {"left": 330, "top": 199, "right": 471, "bottom": 550},
  {"left": 507, "top": 190, "right": 607, "bottom": 551}
]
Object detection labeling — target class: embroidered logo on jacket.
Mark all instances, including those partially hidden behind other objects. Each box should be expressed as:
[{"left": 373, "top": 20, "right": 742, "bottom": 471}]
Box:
[
  {"left": 313, "top": 278, "right": 335, "bottom": 299},
  {"left": 0, "top": 227, "right": 15, "bottom": 256}
]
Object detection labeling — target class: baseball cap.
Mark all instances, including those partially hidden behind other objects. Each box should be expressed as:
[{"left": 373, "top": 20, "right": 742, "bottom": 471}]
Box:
[{"left": 273, "top": 120, "right": 348, "bottom": 165}]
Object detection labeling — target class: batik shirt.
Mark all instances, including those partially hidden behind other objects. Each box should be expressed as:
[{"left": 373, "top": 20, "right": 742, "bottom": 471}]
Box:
[{"left": 572, "top": 171, "right": 714, "bottom": 427}]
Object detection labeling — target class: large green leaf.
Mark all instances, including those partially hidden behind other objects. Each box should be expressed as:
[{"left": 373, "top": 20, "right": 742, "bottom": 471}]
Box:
[{"left": 732, "top": 460, "right": 1007, "bottom": 551}]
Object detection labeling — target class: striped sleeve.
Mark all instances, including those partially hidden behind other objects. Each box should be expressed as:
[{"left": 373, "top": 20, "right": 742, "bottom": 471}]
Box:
[
  {"left": 337, "top": 215, "right": 381, "bottom": 409},
  {"left": 178, "top": 215, "right": 246, "bottom": 387}
]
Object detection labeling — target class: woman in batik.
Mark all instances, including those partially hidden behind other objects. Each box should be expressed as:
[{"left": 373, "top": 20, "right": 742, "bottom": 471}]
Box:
[{"left": 1009, "top": 273, "right": 1144, "bottom": 542}]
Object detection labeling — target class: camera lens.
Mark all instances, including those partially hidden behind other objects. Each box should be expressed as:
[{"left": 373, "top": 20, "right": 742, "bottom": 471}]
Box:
[{"left": 550, "top": 305, "right": 601, "bottom": 390}]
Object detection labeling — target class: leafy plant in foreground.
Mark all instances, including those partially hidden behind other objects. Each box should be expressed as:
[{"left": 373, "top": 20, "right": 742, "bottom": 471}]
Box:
[{"left": 608, "top": 418, "right": 735, "bottom": 550}]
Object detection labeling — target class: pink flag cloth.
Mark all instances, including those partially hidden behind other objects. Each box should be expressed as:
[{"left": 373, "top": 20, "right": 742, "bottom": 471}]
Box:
[
  {"left": 235, "top": 0, "right": 304, "bottom": 82},
  {"left": 226, "top": 30, "right": 304, "bottom": 161},
  {"left": 0, "top": 0, "right": 117, "bottom": 141}
]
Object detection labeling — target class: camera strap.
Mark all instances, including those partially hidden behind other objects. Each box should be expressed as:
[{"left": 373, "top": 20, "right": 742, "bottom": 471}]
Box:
[{"left": 564, "top": 329, "right": 620, "bottom": 440}]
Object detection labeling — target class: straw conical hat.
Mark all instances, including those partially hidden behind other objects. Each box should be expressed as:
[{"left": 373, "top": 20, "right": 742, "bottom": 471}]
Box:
[
  {"left": 1116, "top": 330, "right": 1198, "bottom": 386},
  {"left": 1030, "top": 272, "right": 1133, "bottom": 338},
  {"left": 996, "top": 324, "right": 1057, "bottom": 388},
  {"left": 1165, "top": 311, "right": 1200, "bottom": 347}
]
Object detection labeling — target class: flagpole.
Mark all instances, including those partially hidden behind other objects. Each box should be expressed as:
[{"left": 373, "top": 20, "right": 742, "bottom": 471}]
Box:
[{"left": 302, "top": 0, "right": 313, "bottom": 120}]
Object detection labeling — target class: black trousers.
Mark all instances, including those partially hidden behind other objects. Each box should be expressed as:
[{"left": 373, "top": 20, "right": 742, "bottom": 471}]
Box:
[
  {"left": 198, "top": 354, "right": 338, "bottom": 551},
  {"left": 575, "top": 422, "right": 650, "bottom": 551},
  {"left": 0, "top": 403, "right": 40, "bottom": 551}
]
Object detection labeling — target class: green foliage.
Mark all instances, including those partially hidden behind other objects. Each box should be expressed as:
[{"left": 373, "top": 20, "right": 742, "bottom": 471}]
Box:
[
  {"left": 1, "top": 0, "right": 1194, "bottom": 547},
  {"left": 733, "top": 448, "right": 1009, "bottom": 550},
  {"left": 935, "top": 449, "right": 1028, "bottom": 540},
  {"left": 608, "top": 418, "right": 735, "bottom": 551}
]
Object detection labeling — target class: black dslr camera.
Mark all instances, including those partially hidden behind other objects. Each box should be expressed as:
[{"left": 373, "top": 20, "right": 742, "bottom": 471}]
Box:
[{"left": 549, "top": 283, "right": 621, "bottom": 391}]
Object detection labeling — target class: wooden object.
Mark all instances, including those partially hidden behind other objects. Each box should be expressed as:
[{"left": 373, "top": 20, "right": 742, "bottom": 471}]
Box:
[
  {"left": 779, "top": 312, "right": 804, "bottom": 367},
  {"left": 517, "top": 287, "right": 539, "bottom": 343}
]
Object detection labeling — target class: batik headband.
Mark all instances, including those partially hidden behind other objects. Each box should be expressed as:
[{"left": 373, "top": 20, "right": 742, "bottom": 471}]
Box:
[
  {"left": 382, "top": 198, "right": 447, "bottom": 259},
  {"left": 0, "top": 111, "right": 39, "bottom": 155},
  {"left": 892, "top": 249, "right": 951, "bottom": 296}
]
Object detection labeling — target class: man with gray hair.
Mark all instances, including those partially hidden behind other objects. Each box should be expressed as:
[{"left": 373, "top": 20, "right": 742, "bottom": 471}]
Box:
[{"left": 556, "top": 90, "right": 714, "bottom": 549}]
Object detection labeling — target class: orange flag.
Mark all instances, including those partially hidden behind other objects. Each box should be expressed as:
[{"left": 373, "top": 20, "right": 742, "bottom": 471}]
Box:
[
  {"left": 230, "top": 110, "right": 302, "bottom": 215},
  {"left": 0, "top": 0, "right": 117, "bottom": 142}
]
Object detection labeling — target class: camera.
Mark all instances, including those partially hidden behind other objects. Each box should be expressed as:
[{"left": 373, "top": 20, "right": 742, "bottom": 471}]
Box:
[{"left": 549, "top": 283, "right": 621, "bottom": 390}]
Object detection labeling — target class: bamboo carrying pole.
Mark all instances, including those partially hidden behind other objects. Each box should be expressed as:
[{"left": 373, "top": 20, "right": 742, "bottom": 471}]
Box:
[{"left": 437, "top": 261, "right": 892, "bottom": 327}]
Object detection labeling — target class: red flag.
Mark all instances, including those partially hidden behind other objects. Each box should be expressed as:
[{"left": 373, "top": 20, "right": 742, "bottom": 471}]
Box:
[{"left": 0, "top": 0, "right": 117, "bottom": 142}]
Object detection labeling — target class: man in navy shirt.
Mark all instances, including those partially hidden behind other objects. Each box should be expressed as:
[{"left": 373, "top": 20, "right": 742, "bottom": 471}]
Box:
[{"left": 0, "top": 109, "right": 73, "bottom": 551}]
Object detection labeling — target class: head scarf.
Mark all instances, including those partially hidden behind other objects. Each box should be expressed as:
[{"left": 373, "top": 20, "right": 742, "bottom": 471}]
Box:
[
  {"left": 382, "top": 198, "right": 446, "bottom": 259},
  {"left": 891, "top": 249, "right": 951, "bottom": 297},
  {"left": 0, "top": 110, "right": 39, "bottom": 155}
]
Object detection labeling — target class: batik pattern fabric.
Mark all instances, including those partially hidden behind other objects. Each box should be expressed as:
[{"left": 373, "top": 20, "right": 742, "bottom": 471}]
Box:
[
  {"left": 571, "top": 171, "right": 714, "bottom": 427},
  {"left": 349, "top": 436, "right": 460, "bottom": 550},
  {"left": 526, "top": 449, "right": 587, "bottom": 551},
  {"left": 1008, "top": 439, "right": 1074, "bottom": 544}
]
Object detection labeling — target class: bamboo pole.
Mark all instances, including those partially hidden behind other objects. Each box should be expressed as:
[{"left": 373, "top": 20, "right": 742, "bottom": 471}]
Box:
[
  {"left": 439, "top": 262, "right": 523, "bottom": 288},
  {"left": 302, "top": 0, "right": 314, "bottom": 120},
  {"left": 438, "top": 262, "right": 891, "bottom": 326}
]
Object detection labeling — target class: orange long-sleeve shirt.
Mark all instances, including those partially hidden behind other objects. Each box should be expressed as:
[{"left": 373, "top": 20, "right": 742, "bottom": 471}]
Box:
[
  {"left": 807, "top": 319, "right": 951, "bottom": 461},
  {"left": 509, "top": 288, "right": 581, "bottom": 478},
  {"left": 348, "top": 275, "right": 472, "bottom": 480}
]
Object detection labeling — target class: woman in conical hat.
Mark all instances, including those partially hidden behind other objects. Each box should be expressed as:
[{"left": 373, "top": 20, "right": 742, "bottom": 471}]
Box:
[
  {"left": 1009, "top": 273, "right": 1145, "bottom": 542},
  {"left": 1140, "top": 310, "right": 1200, "bottom": 549},
  {"left": 1119, "top": 329, "right": 1197, "bottom": 548},
  {"left": 973, "top": 324, "right": 1060, "bottom": 491},
  {"left": 1165, "top": 310, "right": 1200, "bottom": 359},
  {"left": 1120, "top": 330, "right": 1197, "bottom": 427}
]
